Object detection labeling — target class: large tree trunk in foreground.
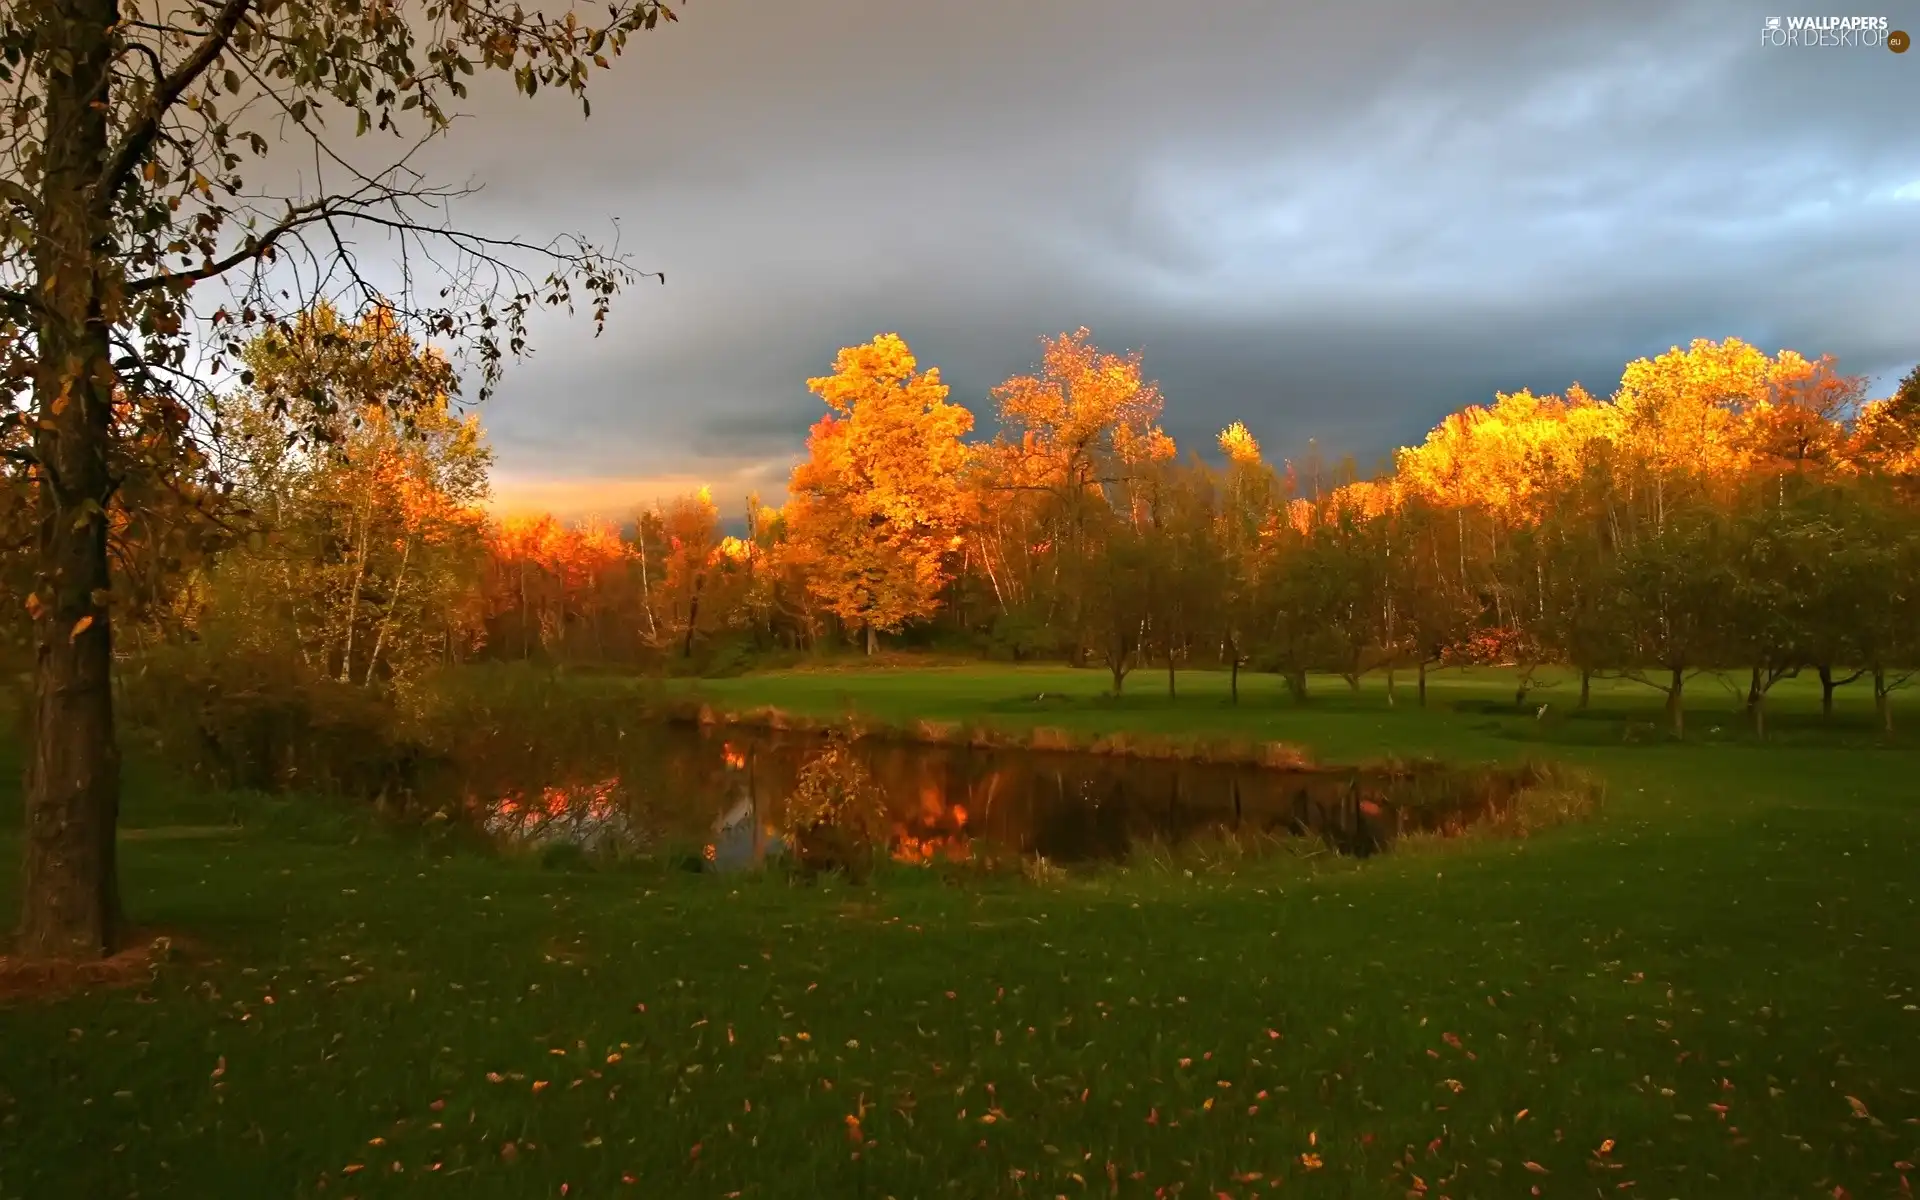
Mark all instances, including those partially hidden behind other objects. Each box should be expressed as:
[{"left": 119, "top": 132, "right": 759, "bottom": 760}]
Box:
[{"left": 17, "top": 0, "right": 124, "bottom": 962}]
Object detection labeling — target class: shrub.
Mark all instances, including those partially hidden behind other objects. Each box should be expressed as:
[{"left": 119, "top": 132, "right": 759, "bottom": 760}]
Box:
[
  {"left": 983, "top": 610, "right": 1052, "bottom": 662},
  {"left": 118, "top": 649, "right": 670, "bottom": 829},
  {"left": 117, "top": 642, "right": 420, "bottom": 798},
  {"left": 780, "top": 740, "right": 890, "bottom": 883}
]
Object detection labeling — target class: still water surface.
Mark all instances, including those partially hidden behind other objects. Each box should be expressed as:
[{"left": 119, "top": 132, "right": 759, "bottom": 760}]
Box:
[{"left": 472, "top": 722, "right": 1526, "bottom": 868}]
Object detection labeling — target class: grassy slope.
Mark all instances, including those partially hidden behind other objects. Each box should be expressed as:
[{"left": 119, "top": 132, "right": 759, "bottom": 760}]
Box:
[{"left": 0, "top": 665, "right": 1916, "bottom": 1199}]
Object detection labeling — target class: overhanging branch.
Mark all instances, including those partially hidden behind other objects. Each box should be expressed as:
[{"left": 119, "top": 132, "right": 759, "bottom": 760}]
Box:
[
  {"left": 95, "top": 0, "right": 257, "bottom": 208},
  {"left": 124, "top": 195, "right": 338, "bottom": 294},
  {"left": 0, "top": 178, "right": 38, "bottom": 217}
]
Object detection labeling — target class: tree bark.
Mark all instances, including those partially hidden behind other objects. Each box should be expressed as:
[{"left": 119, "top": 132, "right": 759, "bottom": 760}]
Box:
[
  {"left": 865, "top": 623, "right": 877, "bottom": 657},
  {"left": 518, "top": 559, "right": 530, "bottom": 660},
  {"left": 337, "top": 488, "right": 374, "bottom": 681},
  {"left": 1665, "top": 666, "right": 1685, "bottom": 739},
  {"left": 363, "top": 535, "right": 413, "bottom": 687},
  {"left": 1819, "top": 663, "right": 1836, "bottom": 719},
  {"left": 1578, "top": 667, "right": 1591, "bottom": 710},
  {"left": 1283, "top": 668, "right": 1308, "bottom": 703},
  {"left": 681, "top": 573, "right": 703, "bottom": 658},
  {"left": 1875, "top": 666, "right": 1893, "bottom": 734},
  {"left": 1416, "top": 659, "right": 1428, "bottom": 707},
  {"left": 18, "top": 0, "right": 125, "bottom": 961}
]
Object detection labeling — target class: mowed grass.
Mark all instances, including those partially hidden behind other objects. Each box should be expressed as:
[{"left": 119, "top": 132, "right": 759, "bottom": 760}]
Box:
[{"left": 0, "top": 665, "right": 1917, "bottom": 1199}]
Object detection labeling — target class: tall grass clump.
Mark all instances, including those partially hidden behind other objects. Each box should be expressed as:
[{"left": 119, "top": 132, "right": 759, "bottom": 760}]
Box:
[{"left": 1484, "top": 760, "right": 1606, "bottom": 837}]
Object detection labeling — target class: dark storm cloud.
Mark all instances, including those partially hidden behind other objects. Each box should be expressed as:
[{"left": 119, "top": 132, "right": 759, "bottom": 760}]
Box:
[{"left": 452, "top": 0, "right": 1920, "bottom": 515}]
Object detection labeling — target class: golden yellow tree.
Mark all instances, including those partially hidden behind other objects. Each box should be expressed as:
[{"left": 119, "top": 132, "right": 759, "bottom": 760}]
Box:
[
  {"left": 783, "top": 335, "right": 975, "bottom": 652},
  {"left": 967, "top": 329, "right": 1177, "bottom": 662},
  {"left": 986, "top": 327, "right": 1177, "bottom": 496}
]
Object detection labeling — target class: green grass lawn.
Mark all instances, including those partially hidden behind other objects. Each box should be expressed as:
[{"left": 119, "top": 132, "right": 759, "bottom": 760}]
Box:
[{"left": 2, "top": 664, "right": 1918, "bottom": 1199}]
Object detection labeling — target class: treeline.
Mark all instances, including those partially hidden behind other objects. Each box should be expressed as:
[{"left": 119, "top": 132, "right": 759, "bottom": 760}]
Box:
[
  {"left": 11, "top": 307, "right": 1918, "bottom": 738},
  {"left": 474, "top": 327, "right": 1920, "bottom": 737}
]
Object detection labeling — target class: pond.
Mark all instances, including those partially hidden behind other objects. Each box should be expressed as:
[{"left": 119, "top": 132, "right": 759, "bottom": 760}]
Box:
[{"left": 468, "top": 721, "right": 1538, "bottom": 869}]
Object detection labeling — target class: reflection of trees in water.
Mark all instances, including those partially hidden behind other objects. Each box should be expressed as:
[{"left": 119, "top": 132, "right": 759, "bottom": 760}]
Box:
[
  {"left": 467, "top": 725, "right": 1523, "bottom": 862},
  {"left": 1024, "top": 769, "right": 1131, "bottom": 863},
  {"left": 478, "top": 777, "right": 643, "bottom": 852},
  {"left": 890, "top": 756, "right": 973, "bottom": 863}
]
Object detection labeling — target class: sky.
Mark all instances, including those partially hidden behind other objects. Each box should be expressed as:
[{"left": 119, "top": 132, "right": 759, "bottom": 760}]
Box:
[{"left": 411, "top": 0, "right": 1920, "bottom": 518}]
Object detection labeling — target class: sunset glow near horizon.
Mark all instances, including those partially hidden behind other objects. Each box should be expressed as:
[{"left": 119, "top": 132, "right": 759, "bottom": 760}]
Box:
[{"left": 428, "top": 0, "right": 1920, "bottom": 518}]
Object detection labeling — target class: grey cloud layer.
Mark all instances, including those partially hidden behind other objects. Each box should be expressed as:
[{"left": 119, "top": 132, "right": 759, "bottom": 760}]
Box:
[{"left": 432, "top": 0, "right": 1919, "bottom": 508}]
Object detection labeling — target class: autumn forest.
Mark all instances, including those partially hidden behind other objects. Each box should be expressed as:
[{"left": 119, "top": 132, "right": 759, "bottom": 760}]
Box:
[{"left": 40, "top": 307, "right": 1916, "bottom": 743}]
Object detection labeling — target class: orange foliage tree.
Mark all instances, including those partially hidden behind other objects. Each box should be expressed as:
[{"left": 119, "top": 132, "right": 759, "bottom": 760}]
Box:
[
  {"left": 970, "top": 328, "right": 1177, "bottom": 662},
  {"left": 197, "top": 305, "right": 493, "bottom": 687},
  {"left": 485, "top": 513, "right": 637, "bottom": 661},
  {"left": 782, "top": 335, "right": 974, "bottom": 653}
]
